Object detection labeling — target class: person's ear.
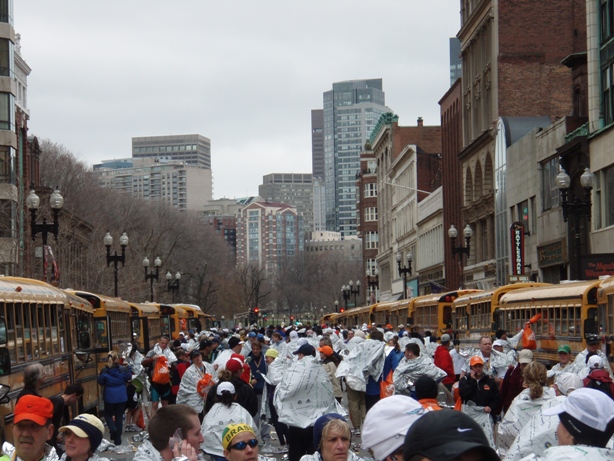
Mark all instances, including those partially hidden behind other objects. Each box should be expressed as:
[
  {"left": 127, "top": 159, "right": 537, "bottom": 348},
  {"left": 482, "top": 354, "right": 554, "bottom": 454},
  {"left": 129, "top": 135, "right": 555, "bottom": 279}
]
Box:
[
  {"left": 46, "top": 424, "right": 54, "bottom": 441},
  {"left": 223, "top": 449, "right": 230, "bottom": 460}
]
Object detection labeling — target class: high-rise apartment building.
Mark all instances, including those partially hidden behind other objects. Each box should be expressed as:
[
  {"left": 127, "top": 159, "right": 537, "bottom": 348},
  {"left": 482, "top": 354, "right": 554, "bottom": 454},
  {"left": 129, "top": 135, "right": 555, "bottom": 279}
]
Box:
[
  {"left": 236, "top": 199, "right": 303, "bottom": 274},
  {"left": 311, "top": 110, "right": 324, "bottom": 179},
  {"left": 132, "top": 134, "right": 211, "bottom": 170},
  {"left": 258, "top": 173, "right": 313, "bottom": 232},
  {"left": 322, "top": 79, "right": 390, "bottom": 237},
  {"left": 93, "top": 158, "right": 213, "bottom": 211}
]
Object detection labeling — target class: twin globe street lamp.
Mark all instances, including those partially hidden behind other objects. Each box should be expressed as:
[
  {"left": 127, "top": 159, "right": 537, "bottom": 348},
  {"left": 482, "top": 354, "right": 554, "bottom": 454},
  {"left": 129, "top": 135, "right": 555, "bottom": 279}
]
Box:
[
  {"left": 396, "top": 251, "right": 413, "bottom": 299},
  {"left": 143, "top": 256, "right": 162, "bottom": 302},
  {"left": 341, "top": 281, "right": 360, "bottom": 309},
  {"left": 556, "top": 166, "right": 594, "bottom": 280},
  {"left": 26, "top": 188, "right": 64, "bottom": 280},
  {"left": 104, "top": 231, "right": 129, "bottom": 298},
  {"left": 448, "top": 224, "right": 473, "bottom": 289},
  {"left": 166, "top": 270, "right": 181, "bottom": 302}
]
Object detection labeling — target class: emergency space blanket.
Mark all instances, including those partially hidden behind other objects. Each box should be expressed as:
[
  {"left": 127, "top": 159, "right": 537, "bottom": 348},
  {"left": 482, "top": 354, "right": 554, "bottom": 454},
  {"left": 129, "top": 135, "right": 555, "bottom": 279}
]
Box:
[
  {"left": 392, "top": 354, "right": 447, "bottom": 394},
  {"left": 398, "top": 337, "right": 427, "bottom": 356},
  {"left": 273, "top": 356, "right": 342, "bottom": 428},
  {"left": 265, "top": 356, "right": 289, "bottom": 386},
  {"left": 462, "top": 403, "right": 496, "bottom": 449},
  {"left": 200, "top": 402, "right": 257, "bottom": 457},
  {"left": 335, "top": 339, "right": 385, "bottom": 392},
  {"left": 504, "top": 396, "right": 566, "bottom": 461},
  {"left": 497, "top": 387, "right": 556, "bottom": 456}
]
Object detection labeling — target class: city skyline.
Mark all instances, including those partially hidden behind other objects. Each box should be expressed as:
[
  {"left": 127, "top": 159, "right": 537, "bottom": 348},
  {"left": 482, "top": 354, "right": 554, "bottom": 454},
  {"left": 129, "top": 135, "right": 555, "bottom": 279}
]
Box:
[{"left": 14, "top": 1, "right": 459, "bottom": 200}]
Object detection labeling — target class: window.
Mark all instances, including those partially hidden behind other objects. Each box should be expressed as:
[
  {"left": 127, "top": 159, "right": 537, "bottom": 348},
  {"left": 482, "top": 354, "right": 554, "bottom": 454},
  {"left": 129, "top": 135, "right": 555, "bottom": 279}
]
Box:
[
  {"left": 594, "top": 165, "right": 614, "bottom": 228},
  {"left": 0, "top": 39, "right": 12, "bottom": 77},
  {"left": 0, "top": 0, "right": 11, "bottom": 24},
  {"left": 365, "top": 231, "right": 378, "bottom": 249},
  {"left": 364, "top": 207, "right": 378, "bottom": 221},
  {"left": 364, "top": 183, "right": 377, "bottom": 198},
  {"left": 541, "top": 156, "right": 560, "bottom": 211},
  {"left": 0, "top": 92, "right": 14, "bottom": 130}
]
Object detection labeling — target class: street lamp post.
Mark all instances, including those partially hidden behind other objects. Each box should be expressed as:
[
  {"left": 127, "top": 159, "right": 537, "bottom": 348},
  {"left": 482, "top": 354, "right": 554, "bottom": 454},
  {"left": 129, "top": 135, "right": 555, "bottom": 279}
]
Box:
[
  {"left": 396, "top": 250, "right": 413, "bottom": 299},
  {"left": 166, "top": 271, "right": 181, "bottom": 302},
  {"left": 26, "top": 188, "right": 64, "bottom": 280},
  {"left": 104, "top": 231, "right": 129, "bottom": 298},
  {"left": 334, "top": 300, "right": 339, "bottom": 313},
  {"left": 341, "top": 281, "right": 361, "bottom": 309},
  {"left": 448, "top": 224, "right": 473, "bottom": 289},
  {"left": 143, "top": 256, "right": 162, "bottom": 302},
  {"left": 366, "top": 269, "right": 379, "bottom": 303},
  {"left": 556, "top": 167, "right": 594, "bottom": 280}
]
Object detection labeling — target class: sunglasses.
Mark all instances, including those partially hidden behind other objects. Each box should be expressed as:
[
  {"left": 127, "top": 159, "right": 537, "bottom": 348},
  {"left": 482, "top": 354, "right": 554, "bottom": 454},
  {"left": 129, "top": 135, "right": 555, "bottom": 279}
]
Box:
[{"left": 229, "top": 439, "right": 258, "bottom": 451}]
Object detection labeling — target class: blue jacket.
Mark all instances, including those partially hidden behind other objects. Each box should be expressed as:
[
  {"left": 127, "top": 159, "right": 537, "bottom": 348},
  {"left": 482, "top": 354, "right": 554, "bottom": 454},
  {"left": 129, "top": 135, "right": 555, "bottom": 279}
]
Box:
[
  {"left": 98, "top": 364, "right": 132, "bottom": 404},
  {"left": 383, "top": 348, "right": 404, "bottom": 378}
]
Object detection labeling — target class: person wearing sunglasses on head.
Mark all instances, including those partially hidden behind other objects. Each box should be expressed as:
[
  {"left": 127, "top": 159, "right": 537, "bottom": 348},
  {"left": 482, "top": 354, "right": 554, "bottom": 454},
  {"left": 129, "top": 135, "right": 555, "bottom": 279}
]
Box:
[{"left": 222, "top": 423, "right": 275, "bottom": 461}]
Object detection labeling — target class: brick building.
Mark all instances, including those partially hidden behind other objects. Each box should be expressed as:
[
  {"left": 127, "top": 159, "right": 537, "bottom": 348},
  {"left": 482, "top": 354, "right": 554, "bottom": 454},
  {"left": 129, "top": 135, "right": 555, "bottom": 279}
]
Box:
[
  {"left": 439, "top": 79, "right": 463, "bottom": 291},
  {"left": 457, "top": 0, "right": 586, "bottom": 289},
  {"left": 371, "top": 114, "right": 442, "bottom": 300}
]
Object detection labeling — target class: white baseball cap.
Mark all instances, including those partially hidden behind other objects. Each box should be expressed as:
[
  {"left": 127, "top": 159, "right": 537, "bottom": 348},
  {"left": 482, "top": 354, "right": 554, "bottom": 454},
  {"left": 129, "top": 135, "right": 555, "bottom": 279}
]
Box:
[
  {"left": 492, "top": 339, "right": 505, "bottom": 347},
  {"left": 362, "top": 395, "right": 424, "bottom": 461},
  {"left": 543, "top": 387, "right": 614, "bottom": 433},
  {"left": 588, "top": 354, "right": 604, "bottom": 369}
]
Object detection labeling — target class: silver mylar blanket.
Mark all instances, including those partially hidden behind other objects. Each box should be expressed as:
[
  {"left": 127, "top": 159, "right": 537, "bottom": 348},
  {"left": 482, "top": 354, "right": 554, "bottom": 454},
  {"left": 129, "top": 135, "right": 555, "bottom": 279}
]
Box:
[
  {"left": 335, "top": 339, "right": 385, "bottom": 392},
  {"left": 273, "top": 356, "right": 344, "bottom": 428},
  {"left": 392, "top": 354, "right": 447, "bottom": 394}
]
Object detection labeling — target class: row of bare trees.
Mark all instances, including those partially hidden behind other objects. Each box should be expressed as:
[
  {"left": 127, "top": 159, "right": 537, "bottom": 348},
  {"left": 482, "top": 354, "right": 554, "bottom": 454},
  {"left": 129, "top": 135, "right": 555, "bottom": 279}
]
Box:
[{"left": 36, "top": 140, "right": 363, "bottom": 322}]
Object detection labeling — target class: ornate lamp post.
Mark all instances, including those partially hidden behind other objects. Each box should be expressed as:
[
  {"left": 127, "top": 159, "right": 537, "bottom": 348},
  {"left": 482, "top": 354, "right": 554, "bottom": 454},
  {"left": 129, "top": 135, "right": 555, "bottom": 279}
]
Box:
[
  {"left": 334, "top": 300, "right": 340, "bottom": 313},
  {"left": 166, "top": 270, "right": 181, "bottom": 302},
  {"left": 104, "top": 231, "right": 129, "bottom": 298},
  {"left": 26, "top": 188, "right": 64, "bottom": 280},
  {"left": 448, "top": 224, "right": 473, "bottom": 289},
  {"left": 556, "top": 167, "right": 594, "bottom": 280},
  {"left": 341, "top": 281, "right": 360, "bottom": 309},
  {"left": 366, "top": 268, "right": 379, "bottom": 303},
  {"left": 143, "top": 256, "right": 162, "bottom": 302},
  {"left": 396, "top": 250, "right": 413, "bottom": 299}
]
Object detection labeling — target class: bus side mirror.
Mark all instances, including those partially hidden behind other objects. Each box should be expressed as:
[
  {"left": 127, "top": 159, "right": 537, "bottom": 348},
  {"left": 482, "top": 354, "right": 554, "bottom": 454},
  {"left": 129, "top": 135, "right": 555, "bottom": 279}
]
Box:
[{"left": 0, "top": 383, "right": 10, "bottom": 404}]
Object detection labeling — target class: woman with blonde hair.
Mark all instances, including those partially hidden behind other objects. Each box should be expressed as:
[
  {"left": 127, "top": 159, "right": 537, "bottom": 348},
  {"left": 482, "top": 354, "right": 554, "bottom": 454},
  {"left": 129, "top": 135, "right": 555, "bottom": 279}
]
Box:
[
  {"left": 97, "top": 350, "right": 132, "bottom": 445},
  {"left": 497, "top": 361, "right": 556, "bottom": 456}
]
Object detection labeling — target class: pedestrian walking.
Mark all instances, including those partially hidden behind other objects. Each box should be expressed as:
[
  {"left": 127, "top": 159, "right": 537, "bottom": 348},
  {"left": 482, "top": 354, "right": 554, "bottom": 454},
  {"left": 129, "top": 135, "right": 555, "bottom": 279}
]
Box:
[
  {"left": 433, "top": 334, "right": 455, "bottom": 391},
  {"left": 49, "top": 383, "right": 84, "bottom": 456},
  {"left": 177, "top": 349, "right": 214, "bottom": 421},
  {"left": 299, "top": 414, "right": 363, "bottom": 461},
  {"left": 318, "top": 346, "right": 342, "bottom": 403},
  {"left": 221, "top": 423, "right": 275, "bottom": 461},
  {"left": 97, "top": 351, "right": 131, "bottom": 446}
]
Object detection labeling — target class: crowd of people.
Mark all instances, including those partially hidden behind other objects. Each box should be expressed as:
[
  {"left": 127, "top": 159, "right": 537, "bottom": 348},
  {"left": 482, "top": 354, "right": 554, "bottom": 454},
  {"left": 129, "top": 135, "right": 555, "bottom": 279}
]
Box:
[{"left": 2, "top": 322, "right": 614, "bottom": 461}]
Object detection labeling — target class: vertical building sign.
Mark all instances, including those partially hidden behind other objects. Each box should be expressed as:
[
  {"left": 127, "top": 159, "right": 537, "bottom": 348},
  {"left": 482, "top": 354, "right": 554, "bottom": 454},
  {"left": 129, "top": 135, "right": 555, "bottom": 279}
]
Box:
[{"left": 510, "top": 222, "right": 525, "bottom": 275}]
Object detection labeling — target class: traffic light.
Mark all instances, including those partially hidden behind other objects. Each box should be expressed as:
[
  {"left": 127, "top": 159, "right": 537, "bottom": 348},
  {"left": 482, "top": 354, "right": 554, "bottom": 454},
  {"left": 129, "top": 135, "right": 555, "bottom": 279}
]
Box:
[
  {"left": 290, "top": 315, "right": 294, "bottom": 322},
  {"left": 254, "top": 307, "right": 259, "bottom": 314},
  {"left": 340, "top": 307, "right": 345, "bottom": 313}
]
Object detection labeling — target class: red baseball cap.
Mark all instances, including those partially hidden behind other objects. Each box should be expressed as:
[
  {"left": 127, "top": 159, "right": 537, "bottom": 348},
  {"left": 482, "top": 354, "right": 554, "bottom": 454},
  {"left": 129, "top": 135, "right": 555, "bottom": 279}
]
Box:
[{"left": 14, "top": 395, "right": 54, "bottom": 426}]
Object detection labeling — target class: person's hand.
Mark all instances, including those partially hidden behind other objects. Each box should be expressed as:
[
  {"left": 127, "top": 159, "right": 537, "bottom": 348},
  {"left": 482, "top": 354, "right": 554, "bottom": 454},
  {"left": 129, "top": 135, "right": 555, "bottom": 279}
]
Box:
[
  {"left": 172, "top": 439, "right": 197, "bottom": 461},
  {"left": 484, "top": 406, "right": 491, "bottom": 414},
  {"left": 213, "top": 364, "right": 219, "bottom": 371}
]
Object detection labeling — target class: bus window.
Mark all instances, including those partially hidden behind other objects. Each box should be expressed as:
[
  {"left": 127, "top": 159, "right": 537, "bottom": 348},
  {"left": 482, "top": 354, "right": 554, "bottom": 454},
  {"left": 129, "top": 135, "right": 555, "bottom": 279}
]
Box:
[
  {"left": 0, "top": 348, "right": 10, "bottom": 375},
  {"left": 0, "top": 316, "right": 6, "bottom": 346},
  {"left": 95, "top": 319, "right": 108, "bottom": 349},
  {"left": 584, "top": 307, "right": 598, "bottom": 337},
  {"left": 77, "top": 317, "right": 90, "bottom": 349}
]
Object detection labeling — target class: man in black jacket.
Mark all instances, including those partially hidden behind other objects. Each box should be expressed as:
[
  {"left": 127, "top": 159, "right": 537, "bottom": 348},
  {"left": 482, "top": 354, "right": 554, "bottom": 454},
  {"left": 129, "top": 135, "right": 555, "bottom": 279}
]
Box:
[
  {"left": 205, "top": 355, "right": 258, "bottom": 417},
  {"left": 459, "top": 355, "right": 501, "bottom": 418}
]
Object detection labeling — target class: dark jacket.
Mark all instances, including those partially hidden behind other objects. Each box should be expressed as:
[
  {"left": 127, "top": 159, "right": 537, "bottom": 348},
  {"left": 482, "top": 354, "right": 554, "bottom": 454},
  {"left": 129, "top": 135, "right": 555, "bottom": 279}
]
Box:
[
  {"left": 98, "top": 364, "right": 132, "bottom": 404},
  {"left": 205, "top": 377, "right": 258, "bottom": 416},
  {"left": 247, "top": 352, "right": 266, "bottom": 395},
  {"left": 459, "top": 373, "right": 501, "bottom": 415},
  {"left": 500, "top": 364, "right": 523, "bottom": 413},
  {"left": 383, "top": 348, "right": 403, "bottom": 378}
]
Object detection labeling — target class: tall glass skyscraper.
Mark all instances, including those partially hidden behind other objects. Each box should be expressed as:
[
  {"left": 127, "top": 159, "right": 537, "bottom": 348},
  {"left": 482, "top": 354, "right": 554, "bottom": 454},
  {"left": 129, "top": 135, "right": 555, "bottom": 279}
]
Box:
[{"left": 323, "top": 79, "right": 389, "bottom": 237}]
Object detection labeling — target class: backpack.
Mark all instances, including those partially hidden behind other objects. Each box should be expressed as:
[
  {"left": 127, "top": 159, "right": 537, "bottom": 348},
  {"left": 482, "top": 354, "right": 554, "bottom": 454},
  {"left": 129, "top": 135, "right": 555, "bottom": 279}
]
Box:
[{"left": 585, "top": 378, "right": 613, "bottom": 399}]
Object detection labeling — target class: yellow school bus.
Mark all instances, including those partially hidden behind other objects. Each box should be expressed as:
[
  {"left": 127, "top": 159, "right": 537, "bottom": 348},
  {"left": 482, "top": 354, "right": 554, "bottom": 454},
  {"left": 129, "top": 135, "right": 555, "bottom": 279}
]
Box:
[
  {"left": 172, "top": 303, "right": 209, "bottom": 333},
  {"left": 500, "top": 279, "right": 605, "bottom": 366},
  {"left": 128, "top": 302, "right": 162, "bottom": 353},
  {"left": 0, "top": 278, "right": 97, "bottom": 442},
  {"left": 597, "top": 276, "right": 614, "bottom": 366},
  {"left": 412, "top": 290, "right": 482, "bottom": 337},
  {"left": 159, "top": 303, "right": 189, "bottom": 340},
  {"left": 451, "top": 282, "right": 550, "bottom": 348},
  {"left": 66, "top": 290, "right": 132, "bottom": 374}
]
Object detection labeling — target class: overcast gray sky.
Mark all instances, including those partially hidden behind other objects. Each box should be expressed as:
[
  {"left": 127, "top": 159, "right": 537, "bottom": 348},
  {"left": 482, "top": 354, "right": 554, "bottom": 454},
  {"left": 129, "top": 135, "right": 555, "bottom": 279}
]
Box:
[{"left": 15, "top": 1, "right": 460, "bottom": 199}]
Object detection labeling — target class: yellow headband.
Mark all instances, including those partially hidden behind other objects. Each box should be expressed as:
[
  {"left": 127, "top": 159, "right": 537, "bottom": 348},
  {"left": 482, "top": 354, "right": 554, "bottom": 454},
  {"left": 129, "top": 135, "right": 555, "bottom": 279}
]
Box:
[{"left": 222, "top": 423, "right": 255, "bottom": 450}]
